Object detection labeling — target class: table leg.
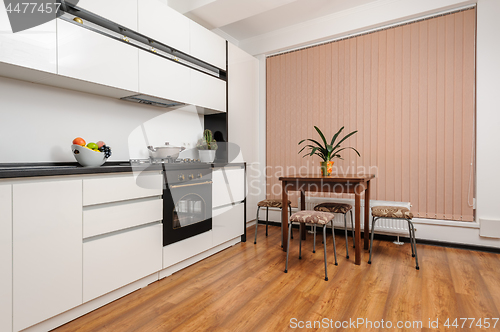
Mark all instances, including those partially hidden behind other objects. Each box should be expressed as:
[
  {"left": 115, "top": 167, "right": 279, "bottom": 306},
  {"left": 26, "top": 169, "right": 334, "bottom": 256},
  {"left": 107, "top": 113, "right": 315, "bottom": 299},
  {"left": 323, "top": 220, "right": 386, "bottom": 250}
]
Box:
[
  {"left": 282, "top": 182, "right": 289, "bottom": 252},
  {"left": 364, "top": 180, "right": 371, "bottom": 250},
  {"left": 355, "top": 191, "right": 361, "bottom": 265},
  {"left": 300, "top": 190, "right": 306, "bottom": 240}
]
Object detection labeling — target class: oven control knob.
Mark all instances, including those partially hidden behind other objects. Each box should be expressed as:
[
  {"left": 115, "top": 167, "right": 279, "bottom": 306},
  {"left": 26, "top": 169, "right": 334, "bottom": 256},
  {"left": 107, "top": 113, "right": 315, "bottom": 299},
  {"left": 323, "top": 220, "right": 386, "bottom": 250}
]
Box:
[
  {"left": 178, "top": 174, "right": 185, "bottom": 181},
  {"left": 198, "top": 173, "right": 203, "bottom": 179},
  {"left": 188, "top": 174, "right": 194, "bottom": 180}
]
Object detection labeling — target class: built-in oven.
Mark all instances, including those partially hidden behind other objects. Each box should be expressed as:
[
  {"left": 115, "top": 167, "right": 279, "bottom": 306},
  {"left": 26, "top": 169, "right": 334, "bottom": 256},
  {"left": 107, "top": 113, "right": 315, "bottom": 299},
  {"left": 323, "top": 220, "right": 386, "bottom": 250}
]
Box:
[{"left": 162, "top": 164, "right": 212, "bottom": 246}]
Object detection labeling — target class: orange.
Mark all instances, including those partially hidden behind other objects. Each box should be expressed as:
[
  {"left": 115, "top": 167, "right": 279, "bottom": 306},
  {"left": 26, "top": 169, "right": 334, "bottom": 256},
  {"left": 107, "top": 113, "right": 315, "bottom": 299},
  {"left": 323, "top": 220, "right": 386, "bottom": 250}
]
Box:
[{"left": 73, "top": 137, "right": 86, "bottom": 146}]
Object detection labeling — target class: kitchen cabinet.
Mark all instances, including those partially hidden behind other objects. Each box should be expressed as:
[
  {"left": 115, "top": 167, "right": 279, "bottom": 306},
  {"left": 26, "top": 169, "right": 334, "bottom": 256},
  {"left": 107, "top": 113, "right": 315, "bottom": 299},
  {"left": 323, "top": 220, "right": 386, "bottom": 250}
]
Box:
[
  {"left": 0, "top": 184, "right": 12, "bottom": 332},
  {"left": 138, "top": 0, "right": 190, "bottom": 54},
  {"left": 0, "top": 7, "right": 56, "bottom": 73},
  {"left": 139, "top": 51, "right": 191, "bottom": 104},
  {"left": 83, "top": 223, "right": 162, "bottom": 302},
  {"left": 83, "top": 172, "right": 162, "bottom": 206},
  {"left": 57, "top": 19, "right": 139, "bottom": 92},
  {"left": 13, "top": 179, "right": 83, "bottom": 332},
  {"left": 163, "top": 230, "right": 212, "bottom": 268},
  {"left": 76, "top": 0, "right": 138, "bottom": 30},
  {"left": 213, "top": 203, "right": 244, "bottom": 247},
  {"left": 190, "top": 21, "right": 226, "bottom": 70},
  {"left": 212, "top": 166, "right": 245, "bottom": 208},
  {"left": 190, "top": 69, "right": 226, "bottom": 112}
]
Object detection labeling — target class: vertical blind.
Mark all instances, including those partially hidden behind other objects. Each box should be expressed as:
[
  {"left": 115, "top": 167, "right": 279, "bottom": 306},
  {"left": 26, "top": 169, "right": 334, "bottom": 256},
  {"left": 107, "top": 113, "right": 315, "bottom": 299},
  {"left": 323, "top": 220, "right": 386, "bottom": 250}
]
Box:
[{"left": 266, "top": 8, "right": 475, "bottom": 221}]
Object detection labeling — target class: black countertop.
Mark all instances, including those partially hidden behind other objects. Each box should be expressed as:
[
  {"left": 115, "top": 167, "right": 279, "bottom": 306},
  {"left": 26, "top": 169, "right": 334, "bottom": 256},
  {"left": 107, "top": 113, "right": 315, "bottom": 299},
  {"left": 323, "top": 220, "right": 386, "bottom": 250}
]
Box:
[{"left": 0, "top": 161, "right": 246, "bottom": 179}]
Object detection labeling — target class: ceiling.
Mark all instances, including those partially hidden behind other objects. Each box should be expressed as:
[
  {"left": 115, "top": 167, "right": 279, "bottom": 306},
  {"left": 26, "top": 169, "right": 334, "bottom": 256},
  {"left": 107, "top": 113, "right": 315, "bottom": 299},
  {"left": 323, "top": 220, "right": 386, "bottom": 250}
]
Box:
[{"left": 167, "top": 0, "right": 379, "bottom": 43}]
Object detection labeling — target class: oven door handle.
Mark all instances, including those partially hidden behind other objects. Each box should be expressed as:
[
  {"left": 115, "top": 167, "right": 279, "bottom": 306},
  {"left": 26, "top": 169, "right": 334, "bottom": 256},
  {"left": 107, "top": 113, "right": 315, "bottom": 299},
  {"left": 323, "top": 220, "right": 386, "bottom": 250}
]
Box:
[{"left": 169, "top": 181, "right": 213, "bottom": 189}]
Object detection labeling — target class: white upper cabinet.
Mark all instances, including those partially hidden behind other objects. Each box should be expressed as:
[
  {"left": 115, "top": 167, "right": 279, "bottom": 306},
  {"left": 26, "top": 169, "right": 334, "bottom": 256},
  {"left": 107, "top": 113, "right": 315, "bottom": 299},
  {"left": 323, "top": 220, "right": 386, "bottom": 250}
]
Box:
[
  {"left": 0, "top": 6, "right": 56, "bottom": 73},
  {"left": 190, "top": 69, "right": 226, "bottom": 112},
  {"left": 0, "top": 185, "right": 12, "bottom": 332},
  {"left": 13, "top": 179, "right": 83, "bottom": 332},
  {"left": 189, "top": 21, "right": 226, "bottom": 70},
  {"left": 138, "top": 0, "right": 190, "bottom": 54},
  {"left": 57, "top": 19, "right": 139, "bottom": 92},
  {"left": 228, "top": 43, "right": 259, "bottom": 162},
  {"left": 139, "top": 51, "right": 190, "bottom": 103},
  {"left": 76, "top": 0, "right": 138, "bottom": 30}
]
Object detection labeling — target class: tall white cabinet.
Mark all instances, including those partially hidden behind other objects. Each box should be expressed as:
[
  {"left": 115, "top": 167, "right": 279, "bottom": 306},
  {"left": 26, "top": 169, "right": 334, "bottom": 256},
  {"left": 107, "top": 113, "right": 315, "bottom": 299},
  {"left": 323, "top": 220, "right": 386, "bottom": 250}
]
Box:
[
  {"left": 0, "top": 184, "right": 12, "bottom": 332},
  {"left": 228, "top": 43, "right": 259, "bottom": 220},
  {"left": 13, "top": 179, "right": 83, "bottom": 332}
]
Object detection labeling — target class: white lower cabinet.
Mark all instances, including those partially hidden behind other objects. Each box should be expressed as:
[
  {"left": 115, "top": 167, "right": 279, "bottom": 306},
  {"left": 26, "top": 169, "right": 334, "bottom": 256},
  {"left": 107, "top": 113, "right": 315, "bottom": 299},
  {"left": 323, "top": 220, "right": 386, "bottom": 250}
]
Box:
[
  {"left": 0, "top": 185, "right": 12, "bottom": 332},
  {"left": 212, "top": 166, "right": 245, "bottom": 208},
  {"left": 13, "top": 179, "right": 83, "bottom": 332},
  {"left": 83, "top": 223, "right": 162, "bottom": 303},
  {"left": 163, "top": 231, "right": 212, "bottom": 268},
  {"left": 213, "top": 203, "right": 244, "bottom": 247}
]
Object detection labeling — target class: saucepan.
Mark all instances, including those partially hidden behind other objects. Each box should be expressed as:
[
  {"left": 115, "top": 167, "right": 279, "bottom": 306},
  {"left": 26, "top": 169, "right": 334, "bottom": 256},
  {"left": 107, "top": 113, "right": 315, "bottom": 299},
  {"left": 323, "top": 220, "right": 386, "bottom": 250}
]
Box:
[{"left": 147, "top": 142, "right": 185, "bottom": 159}]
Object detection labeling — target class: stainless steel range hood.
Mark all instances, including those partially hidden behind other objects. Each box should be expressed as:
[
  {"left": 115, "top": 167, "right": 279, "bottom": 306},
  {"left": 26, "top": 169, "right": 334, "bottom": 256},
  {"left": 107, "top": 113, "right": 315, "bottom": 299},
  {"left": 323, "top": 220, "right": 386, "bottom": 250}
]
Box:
[{"left": 120, "top": 94, "right": 187, "bottom": 109}]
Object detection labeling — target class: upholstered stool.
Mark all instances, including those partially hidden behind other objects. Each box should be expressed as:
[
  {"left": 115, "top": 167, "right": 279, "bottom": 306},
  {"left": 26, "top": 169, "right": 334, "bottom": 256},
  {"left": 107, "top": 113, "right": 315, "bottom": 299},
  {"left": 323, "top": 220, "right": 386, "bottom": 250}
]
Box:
[
  {"left": 254, "top": 199, "right": 293, "bottom": 245},
  {"left": 314, "top": 202, "right": 355, "bottom": 258},
  {"left": 284, "top": 211, "right": 338, "bottom": 281},
  {"left": 369, "top": 206, "right": 419, "bottom": 269}
]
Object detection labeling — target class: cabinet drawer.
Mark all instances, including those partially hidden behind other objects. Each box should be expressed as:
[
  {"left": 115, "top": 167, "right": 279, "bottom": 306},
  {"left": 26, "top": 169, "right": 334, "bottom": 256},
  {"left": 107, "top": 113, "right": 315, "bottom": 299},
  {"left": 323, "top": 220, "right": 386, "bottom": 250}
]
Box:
[
  {"left": 83, "top": 223, "right": 162, "bottom": 302},
  {"left": 212, "top": 167, "right": 245, "bottom": 208},
  {"left": 162, "top": 231, "right": 212, "bottom": 268},
  {"left": 83, "top": 198, "right": 163, "bottom": 238},
  {"left": 83, "top": 173, "right": 162, "bottom": 206},
  {"left": 213, "top": 203, "right": 244, "bottom": 247}
]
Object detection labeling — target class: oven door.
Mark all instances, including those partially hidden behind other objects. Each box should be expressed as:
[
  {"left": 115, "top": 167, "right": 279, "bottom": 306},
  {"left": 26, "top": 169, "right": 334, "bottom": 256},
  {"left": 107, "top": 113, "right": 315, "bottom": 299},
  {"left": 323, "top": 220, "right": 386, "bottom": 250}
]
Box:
[{"left": 163, "top": 178, "right": 212, "bottom": 246}]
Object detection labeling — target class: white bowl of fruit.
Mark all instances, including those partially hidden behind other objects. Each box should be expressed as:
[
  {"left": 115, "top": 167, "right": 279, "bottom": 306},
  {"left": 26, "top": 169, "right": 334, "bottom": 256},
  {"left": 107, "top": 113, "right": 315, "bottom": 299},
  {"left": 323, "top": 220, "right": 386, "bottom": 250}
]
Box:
[{"left": 71, "top": 137, "right": 112, "bottom": 167}]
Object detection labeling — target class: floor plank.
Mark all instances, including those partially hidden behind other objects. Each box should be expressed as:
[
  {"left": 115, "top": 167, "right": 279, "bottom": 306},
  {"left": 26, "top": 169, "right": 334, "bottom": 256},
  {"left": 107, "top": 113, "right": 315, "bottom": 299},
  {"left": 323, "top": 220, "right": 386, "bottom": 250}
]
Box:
[{"left": 53, "top": 225, "right": 500, "bottom": 332}]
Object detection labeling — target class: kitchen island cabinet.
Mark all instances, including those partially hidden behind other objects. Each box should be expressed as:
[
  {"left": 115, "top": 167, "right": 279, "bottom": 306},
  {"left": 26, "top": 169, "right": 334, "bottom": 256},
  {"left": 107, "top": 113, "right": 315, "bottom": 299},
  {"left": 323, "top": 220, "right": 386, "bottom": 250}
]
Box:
[
  {"left": 0, "top": 184, "right": 12, "bottom": 332},
  {"left": 12, "top": 179, "right": 83, "bottom": 332}
]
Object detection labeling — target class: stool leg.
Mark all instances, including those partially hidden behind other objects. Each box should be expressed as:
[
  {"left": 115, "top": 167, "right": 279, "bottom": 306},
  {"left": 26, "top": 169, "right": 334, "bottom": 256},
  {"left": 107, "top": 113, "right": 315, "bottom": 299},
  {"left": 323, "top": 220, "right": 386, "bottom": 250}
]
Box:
[
  {"left": 313, "top": 225, "right": 316, "bottom": 253},
  {"left": 331, "top": 220, "right": 338, "bottom": 266},
  {"left": 299, "top": 223, "right": 302, "bottom": 259},
  {"left": 284, "top": 220, "right": 292, "bottom": 273},
  {"left": 254, "top": 206, "right": 260, "bottom": 244},
  {"left": 266, "top": 207, "right": 269, "bottom": 237},
  {"left": 280, "top": 207, "right": 283, "bottom": 248},
  {"left": 344, "top": 213, "right": 349, "bottom": 259},
  {"left": 408, "top": 219, "right": 415, "bottom": 257},
  {"left": 368, "top": 217, "right": 377, "bottom": 264},
  {"left": 410, "top": 221, "right": 419, "bottom": 270},
  {"left": 323, "top": 225, "right": 328, "bottom": 281},
  {"left": 350, "top": 210, "right": 355, "bottom": 248},
  {"left": 289, "top": 204, "right": 294, "bottom": 239}
]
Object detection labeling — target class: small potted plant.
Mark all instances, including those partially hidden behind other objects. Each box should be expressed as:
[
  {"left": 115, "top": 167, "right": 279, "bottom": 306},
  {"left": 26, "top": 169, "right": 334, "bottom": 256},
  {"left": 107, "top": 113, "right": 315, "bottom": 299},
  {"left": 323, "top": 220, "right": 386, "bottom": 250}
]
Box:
[
  {"left": 298, "top": 126, "right": 360, "bottom": 176},
  {"left": 197, "top": 129, "right": 218, "bottom": 163}
]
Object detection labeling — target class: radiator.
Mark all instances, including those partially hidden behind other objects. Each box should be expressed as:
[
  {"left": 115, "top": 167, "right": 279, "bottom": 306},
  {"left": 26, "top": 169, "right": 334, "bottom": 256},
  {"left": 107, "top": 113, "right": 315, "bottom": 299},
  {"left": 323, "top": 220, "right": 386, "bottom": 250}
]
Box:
[{"left": 300, "top": 197, "right": 412, "bottom": 236}]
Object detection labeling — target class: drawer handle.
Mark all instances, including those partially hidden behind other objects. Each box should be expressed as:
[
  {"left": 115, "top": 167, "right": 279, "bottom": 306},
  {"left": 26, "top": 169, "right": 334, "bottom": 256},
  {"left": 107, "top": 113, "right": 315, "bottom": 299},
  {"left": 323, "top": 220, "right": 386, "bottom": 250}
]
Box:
[{"left": 170, "top": 181, "right": 212, "bottom": 189}]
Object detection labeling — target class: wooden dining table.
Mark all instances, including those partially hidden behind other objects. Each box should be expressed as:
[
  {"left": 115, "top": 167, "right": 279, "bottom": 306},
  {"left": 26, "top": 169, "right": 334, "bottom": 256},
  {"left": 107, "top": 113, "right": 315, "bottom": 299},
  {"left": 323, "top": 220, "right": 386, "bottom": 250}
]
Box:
[{"left": 279, "top": 173, "right": 376, "bottom": 265}]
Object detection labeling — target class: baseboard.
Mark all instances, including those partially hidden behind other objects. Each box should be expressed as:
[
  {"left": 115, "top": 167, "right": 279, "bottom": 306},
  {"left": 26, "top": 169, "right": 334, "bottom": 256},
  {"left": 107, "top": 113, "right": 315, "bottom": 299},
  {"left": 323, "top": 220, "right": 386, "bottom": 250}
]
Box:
[{"left": 255, "top": 220, "right": 500, "bottom": 254}]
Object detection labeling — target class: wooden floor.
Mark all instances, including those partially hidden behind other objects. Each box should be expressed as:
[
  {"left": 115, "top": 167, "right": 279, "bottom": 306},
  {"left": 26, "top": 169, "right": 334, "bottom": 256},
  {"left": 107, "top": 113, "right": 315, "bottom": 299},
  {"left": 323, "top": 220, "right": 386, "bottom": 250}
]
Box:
[{"left": 54, "top": 225, "right": 500, "bottom": 332}]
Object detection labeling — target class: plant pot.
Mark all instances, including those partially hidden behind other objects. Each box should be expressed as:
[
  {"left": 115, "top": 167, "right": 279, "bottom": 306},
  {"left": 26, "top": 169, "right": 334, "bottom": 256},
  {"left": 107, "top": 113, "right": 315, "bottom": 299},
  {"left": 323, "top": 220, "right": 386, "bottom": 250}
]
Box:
[
  {"left": 199, "top": 150, "right": 216, "bottom": 163},
  {"left": 320, "top": 161, "right": 334, "bottom": 176}
]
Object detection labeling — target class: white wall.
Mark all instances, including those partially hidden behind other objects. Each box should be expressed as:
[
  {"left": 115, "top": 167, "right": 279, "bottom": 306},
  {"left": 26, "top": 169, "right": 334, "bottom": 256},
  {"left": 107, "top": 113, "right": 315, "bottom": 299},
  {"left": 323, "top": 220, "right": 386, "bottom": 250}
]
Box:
[
  {"left": 248, "top": 0, "right": 500, "bottom": 247},
  {"left": 0, "top": 76, "right": 204, "bottom": 162}
]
